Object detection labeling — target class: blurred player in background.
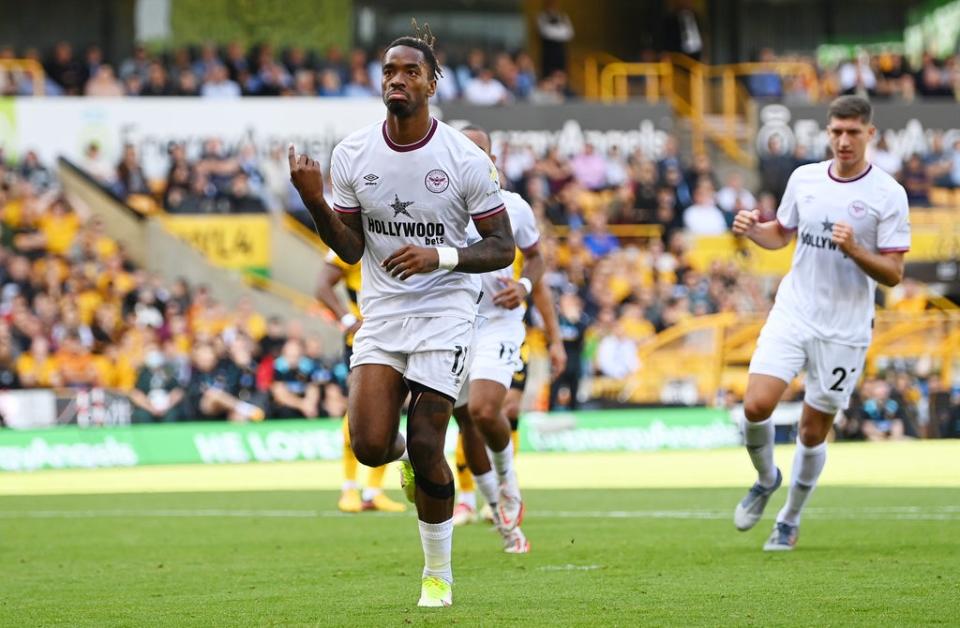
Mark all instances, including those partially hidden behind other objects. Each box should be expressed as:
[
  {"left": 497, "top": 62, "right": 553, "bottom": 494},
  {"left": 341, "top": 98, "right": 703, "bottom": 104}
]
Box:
[
  {"left": 451, "top": 126, "right": 566, "bottom": 555},
  {"left": 731, "top": 95, "right": 910, "bottom": 551},
  {"left": 289, "top": 22, "right": 515, "bottom": 607},
  {"left": 316, "top": 251, "right": 407, "bottom": 514}
]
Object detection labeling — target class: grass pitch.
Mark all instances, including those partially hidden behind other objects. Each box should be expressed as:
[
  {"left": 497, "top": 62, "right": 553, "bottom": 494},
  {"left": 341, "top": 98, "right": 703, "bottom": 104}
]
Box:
[{"left": 2, "top": 444, "right": 959, "bottom": 626}]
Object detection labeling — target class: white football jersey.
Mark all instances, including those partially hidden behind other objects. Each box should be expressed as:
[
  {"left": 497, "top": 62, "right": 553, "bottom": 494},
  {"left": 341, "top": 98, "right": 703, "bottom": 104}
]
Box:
[
  {"left": 772, "top": 160, "right": 911, "bottom": 346},
  {"left": 330, "top": 118, "right": 505, "bottom": 323},
  {"left": 476, "top": 190, "right": 541, "bottom": 321}
]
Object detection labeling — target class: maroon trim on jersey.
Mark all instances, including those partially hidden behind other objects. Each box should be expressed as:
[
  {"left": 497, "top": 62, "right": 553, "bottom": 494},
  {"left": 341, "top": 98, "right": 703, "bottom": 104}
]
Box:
[
  {"left": 382, "top": 118, "right": 438, "bottom": 152},
  {"left": 775, "top": 217, "right": 797, "bottom": 233},
  {"left": 827, "top": 161, "right": 872, "bottom": 183},
  {"left": 519, "top": 238, "right": 541, "bottom": 255},
  {"left": 878, "top": 246, "right": 910, "bottom": 253},
  {"left": 471, "top": 204, "right": 506, "bottom": 221},
  {"left": 334, "top": 204, "right": 361, "bottom": 214}
]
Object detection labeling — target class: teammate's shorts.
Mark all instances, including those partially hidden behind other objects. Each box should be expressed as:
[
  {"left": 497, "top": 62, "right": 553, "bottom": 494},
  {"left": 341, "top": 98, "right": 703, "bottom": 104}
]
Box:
[
  {"left": 454, "top": 317, "right": 525, "bottom": 407},
  {"left": 510, "top": 357, "right": 528, "bottom": 391},
  {"left": 350, "top": 316, "right": 474, "bottom": 401},
  {"left": 749, "top": 313, "right": 868, "bottom": 414}
]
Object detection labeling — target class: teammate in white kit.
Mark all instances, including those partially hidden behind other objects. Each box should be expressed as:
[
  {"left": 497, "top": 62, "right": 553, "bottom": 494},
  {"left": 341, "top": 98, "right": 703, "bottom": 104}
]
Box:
[
  {"left": 450, "top": 126, "right": 558, "bottom": 554},
  {"left": 731, "top": 96, "right": 911, "bottom": 551},
  {"left": 289, "top": 23, "right": 515, "bottom": 607}
]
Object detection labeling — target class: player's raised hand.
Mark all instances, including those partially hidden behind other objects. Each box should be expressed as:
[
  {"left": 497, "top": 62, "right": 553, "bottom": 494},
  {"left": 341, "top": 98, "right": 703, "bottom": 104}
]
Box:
[
  {"left": 831, "top": 220, "right": 857, "bottom": 254},
  {"left": 732, "top": 209, "right": 760, "bottom": 236},
  {"left": 382, "top": 245, "right": 440, "bottom": 281},
  {"left": 288, "top": 144, "right": 325, "bottom": 208},
  {"left": 492, "top": 277, "right": 527, "bottom": 310}
]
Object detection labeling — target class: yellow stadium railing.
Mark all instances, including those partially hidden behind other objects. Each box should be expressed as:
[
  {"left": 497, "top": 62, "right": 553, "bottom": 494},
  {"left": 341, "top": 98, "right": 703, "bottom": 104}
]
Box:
[
  {"left": 590, "top": 54, "right": 819, "bottom": 166},
  {"left": 281, "top": 212, "right": 326, "bottom": 249},
  {"left": 242, "top": 271, "right": 323, "bottom": 314},
  {"left": 593, "top": 311, "right": 960, "bottom": 406},
  {"left": 0, "top": 59, "right": 45, "bottom": 95}
]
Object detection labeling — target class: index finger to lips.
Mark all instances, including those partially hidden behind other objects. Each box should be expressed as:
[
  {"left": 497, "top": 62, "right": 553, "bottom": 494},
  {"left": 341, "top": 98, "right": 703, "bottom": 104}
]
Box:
[{"left": 288, "top": 145, "right": 296, "bottom": 167}]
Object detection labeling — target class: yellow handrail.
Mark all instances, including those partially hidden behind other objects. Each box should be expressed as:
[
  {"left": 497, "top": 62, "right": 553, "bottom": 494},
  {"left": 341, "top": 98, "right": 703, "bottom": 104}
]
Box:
[
  {"left": 598, "top": 61, "right": 671, "bottom": 104},
  {"left": 594, "top": 310, "right": 960, "bottom": 405},
  {"left": 0, "top": 59, "right": 45, "bottom": 95},
  {"left": 242, "top": 272, "right": 319, "bottom": 313},
  {"left": 281, "top": 212, "right": 326, "bottom": 249},
  {"left": 593, "top": 55, "right": 820, "bottom": 165},
  {"left": 550, "top": 224, "right": 663, "bottom": 239}
]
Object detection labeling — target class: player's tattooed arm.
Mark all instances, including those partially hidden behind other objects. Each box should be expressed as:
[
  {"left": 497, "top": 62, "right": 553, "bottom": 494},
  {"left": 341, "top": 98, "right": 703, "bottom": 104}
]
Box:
[
  {"left": 832, "top": 222, "right": 905, "bottom": 287},
  {"left": 382, "top": 210, "right": 515, "bottom": 280},
  {"left": 458, "top": 209, "right": 516, "bottom": 272},
  {"left": 288, "top": 146, "right": 364, "bottom": 263}
]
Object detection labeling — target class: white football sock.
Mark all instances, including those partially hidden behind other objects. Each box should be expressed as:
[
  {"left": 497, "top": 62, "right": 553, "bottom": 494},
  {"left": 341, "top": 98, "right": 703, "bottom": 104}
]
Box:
[
  {"left": 458, "top": 491, "right": 477, "bottom": 510},
  {"left": 361, "top": 488, "right": 380, "bottom": 502},
  {"left": 490, "top": 440, "right": 517, "bottom": 487},
  {"left": 777, "top": 439, "right": 827, "bottom": 526},
  {"left": 419, "top": 518, "right": 453, "bottom": 584},
  {"left": 744, "top": 418, "right": 776, "bottom": 488},
  {"left": 474, "top": 470, "right": 499, "bottom": 507},
  {"left": 342, "top": 480, "right": 358, "bottom": 491},
  {"left": 398, "top": 446, "right": 410, "bottom": 463}
]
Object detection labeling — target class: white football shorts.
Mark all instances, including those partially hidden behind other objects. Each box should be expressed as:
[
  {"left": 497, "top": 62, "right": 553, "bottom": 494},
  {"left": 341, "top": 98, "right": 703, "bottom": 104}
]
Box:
[
  {"left": 749, "top": 313, "right": 868, "bottom": 414},
  {"left": 350, "top": 316, "right": 474, "bottom": 401},
  {"left": 455, "top": 316, "right": 526, "bottom": 408}
]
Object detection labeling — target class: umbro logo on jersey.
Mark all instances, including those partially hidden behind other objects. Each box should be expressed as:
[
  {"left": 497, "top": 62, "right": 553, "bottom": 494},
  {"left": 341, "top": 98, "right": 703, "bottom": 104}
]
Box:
[
  {"left": 363, "top": 173, "right": 379, "bottom": 186},
  {"left": 390, "top": 194, "right": 414, "bottom": 218}
]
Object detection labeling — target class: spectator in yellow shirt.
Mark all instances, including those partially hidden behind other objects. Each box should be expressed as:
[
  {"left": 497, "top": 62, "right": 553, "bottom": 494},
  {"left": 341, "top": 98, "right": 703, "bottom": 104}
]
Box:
[
  {"left": 16, "top": 336, "right": 61, "bottom": 387},
  {"left": 229, "top": 295, "right": 267, "bottom": 341},
  {"left": 54, "top": 331, "right": 103, "bottom": 388},
  {"left": 38, "top": 198, "right": 80, "bottom": 256},
  {"left": 890, "top": 278, "right": 928, "bottom": 314}
]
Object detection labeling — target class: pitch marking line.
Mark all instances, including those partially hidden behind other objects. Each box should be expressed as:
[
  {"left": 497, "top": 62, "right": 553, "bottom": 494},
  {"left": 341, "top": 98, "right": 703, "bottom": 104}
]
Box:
[{"left": 0, "top": 506, "right": 958, "bottom": 521}]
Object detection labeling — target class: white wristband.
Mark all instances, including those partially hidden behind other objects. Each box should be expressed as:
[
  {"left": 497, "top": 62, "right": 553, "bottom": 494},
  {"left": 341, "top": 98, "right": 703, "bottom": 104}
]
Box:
[
  {"left": 436, "top": 247, "right": 459, "bottom": 271},
  {"left": 518, "top": 277, "right": 533, "bottom": 295},
  {"left": 339, "top": 313, "right": 358, "bottom": 328}
]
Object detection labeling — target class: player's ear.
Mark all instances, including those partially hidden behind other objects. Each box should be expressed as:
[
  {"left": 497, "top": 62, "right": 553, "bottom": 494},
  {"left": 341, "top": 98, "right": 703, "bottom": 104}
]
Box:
[{"left": 427, "top": 76, "right": 437, "bottom": 98}]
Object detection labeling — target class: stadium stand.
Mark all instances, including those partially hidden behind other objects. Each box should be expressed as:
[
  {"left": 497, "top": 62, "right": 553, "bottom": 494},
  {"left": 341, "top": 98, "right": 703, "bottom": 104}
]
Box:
[{"left": 0, "top": 152, "right": 346, "bottom": 424}]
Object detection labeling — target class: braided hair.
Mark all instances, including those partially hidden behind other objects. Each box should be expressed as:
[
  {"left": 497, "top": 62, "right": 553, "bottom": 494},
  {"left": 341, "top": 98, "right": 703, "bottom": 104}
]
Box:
[{"left": 385, "top": 18, "right": 443, "bottom": 80}]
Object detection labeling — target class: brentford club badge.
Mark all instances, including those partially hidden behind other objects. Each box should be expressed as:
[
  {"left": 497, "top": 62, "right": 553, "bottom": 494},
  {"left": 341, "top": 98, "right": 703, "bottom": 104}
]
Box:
[
  {"left": 848, "top": 200, "right": 868, "bottom": 218},
  {"left": 424, "top": 169, "right": 449, "bottom": 193}
]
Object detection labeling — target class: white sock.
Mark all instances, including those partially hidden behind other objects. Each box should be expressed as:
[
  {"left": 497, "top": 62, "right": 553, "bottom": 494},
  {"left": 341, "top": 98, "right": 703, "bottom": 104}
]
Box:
[
  {"left": 744, "top": 418, "right": 776, "bottom": 487},
  {"left": 490, "top": 440, "right": 516, "bottom": 486},
  {"left": 458, "top": 491, "right": 476, "bottom": 510},
  {"left": 398, "top": 447, "right": 410, "bottom": 463},
  {"left": 342, "top": 480, "right": 358, "bottom": 491},
  {"left": 418, "top": 519, "right": 453, "bottom": 584},
  {"left": 361, "top": 488, "right": 380, "bottom": 502},
  {"left": 474, "top": 470, "right": 499, "bottom": 507},
  {"left": 777, "top": 439, "right": 827, "bottom": 526}
]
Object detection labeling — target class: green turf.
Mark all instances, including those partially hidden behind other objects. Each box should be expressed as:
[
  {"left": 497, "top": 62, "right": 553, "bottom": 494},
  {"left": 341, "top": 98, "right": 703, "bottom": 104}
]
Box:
[{"left": 2, "top": 488, "right": 958, "bottom": 626}]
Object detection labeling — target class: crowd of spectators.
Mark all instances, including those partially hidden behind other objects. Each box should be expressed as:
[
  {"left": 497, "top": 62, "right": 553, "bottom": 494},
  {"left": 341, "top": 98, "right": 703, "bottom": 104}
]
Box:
[
  {"left": 2, "top": 38, "right": 958, "bottom": 107},
  {"left": 105, "top": 118, "right": 955, "bottom": 414},
  {"left": 748, "top": 48, "right": 960, "bottom": 104},
  {"left": 0, "top": 40, "right": 573, "bottom": 106},
  {"left": 2, "top": 141, "right": 954, "bottom": 433},
  {"left": 0, "top": 150, "right": 346, "bottom": 424}
]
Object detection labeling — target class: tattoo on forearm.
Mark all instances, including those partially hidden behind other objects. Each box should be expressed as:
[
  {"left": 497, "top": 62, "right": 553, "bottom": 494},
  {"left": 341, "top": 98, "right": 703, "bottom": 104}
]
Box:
[
  {"left": 307, "top": 202, "right": 365, "bottom": 263},
  {"left": 457, "top": 212, "right": 515, "bottom": 273}
]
